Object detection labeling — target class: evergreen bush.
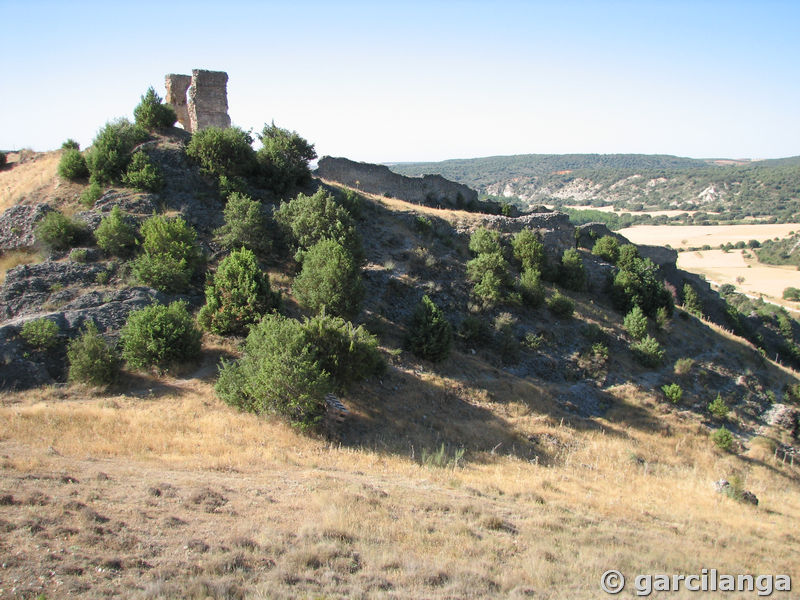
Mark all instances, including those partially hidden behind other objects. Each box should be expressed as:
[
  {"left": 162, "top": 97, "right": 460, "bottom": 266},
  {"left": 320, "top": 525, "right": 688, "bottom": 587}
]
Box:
[
  {"left": 95, "top": 206, "right": 138, "bottom": 257},
  {"left": 406, "top": 295, "right": 453, "bottom": 362},
  {"left": 186, "top": 126, "right": 257, "bottom": 178},
  {"left": 256, "top": 122, "right": 317, "bottom": 193},
  {"left": 132, "top": 215, "right": 201, "bottom": 292},
  {"left": 122, "top": 151, "right": 163, "bottom": 191},
  {"left": 511, "top": 229, "right": 545, "bottom": 271},
  {"left": 214, "top": 192, "right": 271, "bottom": 254},
  {"left": 67, "top": 321, "right": 118, "bottom": 386},
  {"left": 35, "top": 211, "right": 87, "bottom": 251},
  {"left": 631, "top": 335, "right": 664, "bottom": 367},
  {"left": 133, "top": 87, "right": 177, "bottom": 131},
  {"left": 85, "top": 118, "right": 149, "bottom": 184},
  {"left": 58, "top": 148, "right": 89, "bottom": 180},
  {"left": 293, "top": 239, "right": 364, "bottom": 318},
  {"left": 20, "top": 318, "right": 59, "bottom": 351},
  {"left": 623, "top": 305, "right": 648, "bottom": 340},
  {"left": 120, "top": 301, "right": 202, "bottom": 371}
]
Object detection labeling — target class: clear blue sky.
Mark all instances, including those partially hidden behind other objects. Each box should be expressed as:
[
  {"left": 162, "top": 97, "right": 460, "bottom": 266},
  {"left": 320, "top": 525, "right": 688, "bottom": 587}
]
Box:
[{"left": 2, "top": 0, "right": 799, "bottom": 162}]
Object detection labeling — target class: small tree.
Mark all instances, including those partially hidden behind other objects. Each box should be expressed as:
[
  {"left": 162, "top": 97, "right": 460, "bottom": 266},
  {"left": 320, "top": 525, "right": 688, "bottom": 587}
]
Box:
[
  {"left": 61, "top": 139, "right": 80, "bottom": 151},
  {"left": 592, "top": 235, "right": 620, "bottom": 264},
  {"left": 469, "top": 228, "right": 502, "bottom": 256},
  {"left": 547, "top": 292, "right": 574, "bottom": 319},
  {"left": 661, "top": 383, "right": 682, "bottom": 403},
  {"left": 58, "top": 148, "right": 89, "bottom": 180},
  {"left": 35, "top": 211, "right": 87, "bottom": 251},
  {"left": 559, "top": 248, "right": 586, "bottom": 291},
  {"left": 518, "top": 267, "right": 545, "bottom": 307},
  {"left": 20, "top": 318, "right": 59, "bottom": 351},
  {"left": 511, "top": 229, "right": 545, "bottom": 271},
  {"left": 95, "top": 206, "right": 138, "bottom": 257},
  {"left": 79, "top": 181, "right": 104, "bottom": 208},
  {"left": 683, "top": 283, "right": 703, "bottom": 317},
  {"left": 631, "top": 335, "right": 664, "bottom": 367},
  {"left": 186, "top": 126, "right": 257, "bottom": 178},
  {"left": 406, "top": 295, "right": 453, "bottom": 362},
  {"left": 708, "top": 393, "right": 730, "bottom": 419},
  {"left": 85, "top": 118, "right": 149, "bottom": 184},
  {"left": 120, "top": 301, "right": 202, "bottom": 371},
  {"left": 623, "top": 305, "right": 648, "bottom": 340},
  {"left": 214, "top": 192, "right": 271, "bottom": 254},
  {"left": 132, "top": 215, "right": 201, "bottom": 292},
  {"left": 293, "top": 239, "right": 364, "bottom": 318},
  {"left": 198, "top": 248, "right": 279, "bottom": 336},
  {"left": 133, "top": 87, "right": 177, "bottom": 131},
  {"left": 256, "top": 122, "right": 317, "bottom": 193},
  {"left": 274, "top": 187, "right": 360, "bottom": 260},
  {"left": 122, "top": 151, "right": 163, "bottom": 191},
  {"left": 67, "top": 321, "right": 118, "bottom": 386},
  {"left": 215, "top": 313, "right": 333, "bottom": 429},
  {"left": 711, "top": 426, "right": 734, "bottom": 451}
]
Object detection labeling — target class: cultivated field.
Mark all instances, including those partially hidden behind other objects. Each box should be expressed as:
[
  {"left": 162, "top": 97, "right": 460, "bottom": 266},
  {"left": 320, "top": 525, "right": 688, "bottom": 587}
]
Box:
[
  {"left": 565, "top": 204, "right": 700, "bottom": 218},
  {"left": 618, "top": 224, "right": 800, "bottom": 250},
  {"left": 677, "top": 249, "right": 800, "bottom": 309}
]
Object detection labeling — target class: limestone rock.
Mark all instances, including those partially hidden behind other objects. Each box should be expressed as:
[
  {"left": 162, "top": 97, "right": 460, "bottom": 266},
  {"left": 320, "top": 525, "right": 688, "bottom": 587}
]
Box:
[{"left": 0, "top": 203, "right": 53, "bottom": 252}]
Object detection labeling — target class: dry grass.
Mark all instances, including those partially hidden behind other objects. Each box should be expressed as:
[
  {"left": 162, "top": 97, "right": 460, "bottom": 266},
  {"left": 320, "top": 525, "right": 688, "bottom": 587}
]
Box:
[
  {"left": 0, "top": 249, "right": 44, "bottom": 284},
  {"left": 618, "top": 223, "right": 800, "bottom": 249},
  {"left": 1, "top": 364, "right": 798, "bottom": 598},
  {"left": 565, "top": 204, "right": 702, "bottom": 217},
  {"left": 0, "top": 150, "right": 62, "bottom": 212}
]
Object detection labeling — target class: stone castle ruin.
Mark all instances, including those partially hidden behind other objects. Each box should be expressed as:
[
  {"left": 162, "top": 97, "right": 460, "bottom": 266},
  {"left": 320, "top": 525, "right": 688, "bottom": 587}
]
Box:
[
  {"left": 165, "top": 69, "right": 231, "bottom": 133},
  {"left": 315, "top": 156, "right": 481, "bottom": 211}
]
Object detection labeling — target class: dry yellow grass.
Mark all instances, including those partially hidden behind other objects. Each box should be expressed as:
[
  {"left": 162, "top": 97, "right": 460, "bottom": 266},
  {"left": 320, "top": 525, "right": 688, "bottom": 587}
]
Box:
[
  {"left": 565, "top": 204, "right": 701, "bottom": 217},
  {"left": 1, "top": 367, "right": 798, "bottom": 598},
  {"left": 0, "top": 150, "right": 62, "bottom": 212},
  {"left": 618, "top": 223, "right": 800, "bottom": 249},
  {"left": 0, "top": 249, "right": 44, "bottom": 284}
]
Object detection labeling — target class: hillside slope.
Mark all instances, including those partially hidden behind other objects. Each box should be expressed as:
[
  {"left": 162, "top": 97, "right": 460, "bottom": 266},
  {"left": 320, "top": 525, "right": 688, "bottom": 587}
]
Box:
[
  {"left": 391, "top": 154, "right": 800, "bottom": 224},
  {"left": 1, "top": 135, "right": 799, "bottom": 598}
]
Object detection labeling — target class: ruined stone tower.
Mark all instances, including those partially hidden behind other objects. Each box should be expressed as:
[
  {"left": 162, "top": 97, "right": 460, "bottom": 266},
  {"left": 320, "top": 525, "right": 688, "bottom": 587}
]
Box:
[{"left": 165, "top": 69, "right": 231, "bottom": 133}]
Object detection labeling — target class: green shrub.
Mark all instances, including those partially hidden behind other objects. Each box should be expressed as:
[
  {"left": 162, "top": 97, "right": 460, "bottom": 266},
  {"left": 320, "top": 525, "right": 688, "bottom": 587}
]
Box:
[
  {"left": 133, "top": 87, "right": 177, "bottom": 131},
  {"left": 683, "top": 283, "right": 703, "bottom": 317},
  {"left": 783, "top": 287, "right": 800, "bottom": 301},
  {"left": 661, "top": 383, "right": 683, "bottom": 403},
  {"left": 94, "top": 206, "right": 138, "bottom": 257},
  {"left": 120, "top": 301, "right": 202, "bottom": 371},
  {"left": 69, "top": 248, "right": 88, "bottom": 263},
  {"left": 512, "top": 229, "right": 545, "bottom": 271},
  {"left": 85, "top": 118, "right": 149, "bottom": 184},
  {"left": 20, "top": 318, "right": 59, "bottom": 351},
  {"left": 547, "top": 292, "right": 574, "bottom": 319},
  {"left": 61, "top": 139, "right": 80, "bottom": 151},
  {"left": 708, "top": 393, "right": 730, "bottom": 419},
  {"left": 611, "top": 254, "right": 673, "bottom": 317},
  {"left": 293, "top": 239, "right": 363, "bottom": 318},
  {"left": 0, "top": 152, "right": 6, "bottom": 168},
  {"left": 217, "top": 174, "right": 249, "bottom": 200},
  {"left": 591, "top": 342, "right": 609, "bottom": 361},
  {"left": 459, "top": 315, "right": 492, "bottom": 346},
  {"left": 214, "top": 192, "right": 271, "bottom": 254},
  {"left": 631, "top": 335, "right": 664, "bottom": 367},
  {"left": 274, "top": 187, "right": 360, "bottom": 260},
  {"left": 132, "top": 215, "right": 201, "bottom": 292},
  {"left": 711, "top": 426, "right": 734, "bottom": 451},
  {"left": 406, "top": 295, "right": 453, "bottom": 362},
  {"left": 198, "top": 248, "right": 279, "bottom": 336},
  {"left": 469, "top": 228, "right": 502, "bottom": 256},
  {"left": 67, "top": 321, "right": 118, "bottom": 386},
  {"left": 301, "top": 311, "right": 384, "bottom": 388},
  {"left": 518, "top": 267, "right": 545, "bottom": 307},
  {"left": 674, "top": 357, "right": 695, "bottom": 375},
  {"left": 58, "top": 148, "right": 89, "bottom": 180},
  {"left": 592, "top": 235, "right": 620, "bottom": 264},
  {"left": 558, "top": 248, "right": 586, "bottom": 291},
  {"left": 79, "top": 181, "right": 104, "bottom": 208},
  {"left": 494, "top": 312, "right": 520, "bottom": 364},
  {"left": 186, "top": 126, "right": 257, "bottom": 179},
  {"left": 215, "top": 313, "right": 333, "bottom": 430},
  {"left": 122, "top": 151, "right": 163, "bottom": 191},
  {"left": 35, "top": 211, "right": 87, "bottom": 251},
  {"left": 256, "top": 122, "right": 317, "bottom": 193},
  {"left": 623, "top": 305, "right": 648, "bottom": 340}
]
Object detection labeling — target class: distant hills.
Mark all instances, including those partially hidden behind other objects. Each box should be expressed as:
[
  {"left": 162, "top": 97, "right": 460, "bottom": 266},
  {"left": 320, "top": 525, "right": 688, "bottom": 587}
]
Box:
[{"left": 390, "top": 153, "right": 800, "bottom": 225}]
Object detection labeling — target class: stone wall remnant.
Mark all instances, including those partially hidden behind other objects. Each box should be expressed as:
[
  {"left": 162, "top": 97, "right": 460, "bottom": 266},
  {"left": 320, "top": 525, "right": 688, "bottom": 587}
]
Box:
[
  {"left": 315, "top": 156, "right": 480, "bottom": 211},
  {"left": 165, "top": 74, "right": 192, "bottom": 131},
  {"left": 164, "top": 69, "right": 231, "bottom": 133}
]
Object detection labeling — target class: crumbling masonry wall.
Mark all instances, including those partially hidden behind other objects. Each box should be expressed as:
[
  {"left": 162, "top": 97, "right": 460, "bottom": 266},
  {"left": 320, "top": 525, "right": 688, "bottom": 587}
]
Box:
[
  {"left": 165, "top": 69, "right": 231, "bottom": 133},
  {"left": 316, "top": 156, "right": 480, "bottom": 211}
]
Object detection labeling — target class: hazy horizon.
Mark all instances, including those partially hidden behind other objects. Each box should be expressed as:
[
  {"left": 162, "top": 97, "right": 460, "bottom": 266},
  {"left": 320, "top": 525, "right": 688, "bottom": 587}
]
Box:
[{"left": 2, "top": 1, "right": 799, "bottom": 163}]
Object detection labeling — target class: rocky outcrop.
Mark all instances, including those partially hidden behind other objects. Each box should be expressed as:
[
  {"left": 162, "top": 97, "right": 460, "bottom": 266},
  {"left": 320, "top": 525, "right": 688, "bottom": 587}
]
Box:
[
  {"left": 0, "top": 203, "right": 53, "bottom": 252},
  {"left": 316, "top": 156, "right": 481, "bottom": 211},
  {"left": 165, "top": 69, "right": 231, "bottom": 133},
  {"left": 456, "top": 211, "right": 576, "bottom": 260}
]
